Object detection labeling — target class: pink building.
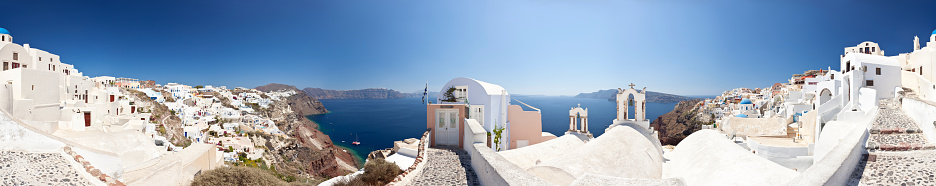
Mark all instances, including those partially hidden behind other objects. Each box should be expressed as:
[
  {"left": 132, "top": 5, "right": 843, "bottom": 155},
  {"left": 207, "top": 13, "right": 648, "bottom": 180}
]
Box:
[{"left": 426, "top": 77, "right": 557, "bottom": 151}]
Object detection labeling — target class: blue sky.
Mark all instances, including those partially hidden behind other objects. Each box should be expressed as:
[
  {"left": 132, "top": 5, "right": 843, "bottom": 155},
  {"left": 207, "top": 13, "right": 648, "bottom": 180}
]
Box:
[{"left": 1, "top": 0, "right": 935, "bottom": 96}]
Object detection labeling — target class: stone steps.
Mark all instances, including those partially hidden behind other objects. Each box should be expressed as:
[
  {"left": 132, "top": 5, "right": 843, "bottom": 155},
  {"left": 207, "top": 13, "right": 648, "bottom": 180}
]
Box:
[
  {"left": 866, "top": 106, "right": 931, "bottom": 152},
  {"left": 865, "top": 134, "right": 936, "bottom": 151}
]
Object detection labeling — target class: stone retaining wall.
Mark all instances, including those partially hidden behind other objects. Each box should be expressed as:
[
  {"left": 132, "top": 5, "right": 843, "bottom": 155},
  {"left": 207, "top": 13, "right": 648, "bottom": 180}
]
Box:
[
  {"left": 63, "top": 146, "right": 126, "bottom": 186},
  {"left": 389, "top": 128, "right": 431, "bottom": 184}
]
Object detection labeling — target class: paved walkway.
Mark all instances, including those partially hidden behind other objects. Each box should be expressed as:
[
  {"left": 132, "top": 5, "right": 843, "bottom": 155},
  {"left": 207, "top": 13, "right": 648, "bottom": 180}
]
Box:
[
  {"left": 850, "top": 99, "right": 936, "bottom": 185},
  {"left": 0, "top": 151, "right": 93, "bottom": 185},
  {"left": 408, "top": 147, "right": 479, "bottom": 186}
]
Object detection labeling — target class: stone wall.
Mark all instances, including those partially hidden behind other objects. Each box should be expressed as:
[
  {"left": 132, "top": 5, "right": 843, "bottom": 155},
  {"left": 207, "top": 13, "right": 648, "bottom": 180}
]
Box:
[
  {"left": 389, "top": 128, "right": 431, "bottom": 184},
  {"left": 63, "top": 146, "right": 125, "bottom": 186}
]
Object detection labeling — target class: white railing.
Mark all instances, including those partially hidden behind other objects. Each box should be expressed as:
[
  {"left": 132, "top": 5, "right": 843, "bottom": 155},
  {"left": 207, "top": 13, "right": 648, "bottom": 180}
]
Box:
[
  {"left": 512, "top": 98, "right": 540, "bottom": 113},
  {"left": 817, "top": 95, "right": 843, "bottom": 123},
  {"left": 462, "top": 118, "right": 549, "bottom": 185}
]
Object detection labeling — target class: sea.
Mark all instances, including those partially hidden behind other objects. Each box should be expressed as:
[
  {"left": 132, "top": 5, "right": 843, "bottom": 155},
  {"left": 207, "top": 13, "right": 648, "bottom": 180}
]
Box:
[{"left": 306, "top": 96, "right": 683, "bottom": 167}]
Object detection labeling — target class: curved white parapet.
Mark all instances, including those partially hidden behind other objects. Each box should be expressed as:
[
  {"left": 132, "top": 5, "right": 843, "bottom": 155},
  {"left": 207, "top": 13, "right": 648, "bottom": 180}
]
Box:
[
  {"left": 530, "top": 126, "right": 664, "bottom": 184},
  {"left": 665, "top": 130, "right": 799, "bottom": 185},
  {"left": 498, "top": 134, "right": 586, "bottom": 170}
]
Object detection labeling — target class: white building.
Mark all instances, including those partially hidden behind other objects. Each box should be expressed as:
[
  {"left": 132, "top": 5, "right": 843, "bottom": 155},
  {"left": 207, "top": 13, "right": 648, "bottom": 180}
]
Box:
[
  {"left": 897, "top": 30, "right": 936, "bottom": 102},
  {"left": 437, "top": 78, "right": 511, "bottom": 149}
]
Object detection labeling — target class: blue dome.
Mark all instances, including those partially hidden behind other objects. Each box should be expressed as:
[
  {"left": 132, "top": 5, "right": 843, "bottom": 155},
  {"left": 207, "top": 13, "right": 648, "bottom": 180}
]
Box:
[
  {"left": 932, "top": 29, "right": 936, "bottom": 36},
  {"left": 736, "top": 114, "right": 748, "bottom": 118},
  {"left": 740, "top": 98, "right": 753, "bottom": 105},
  {"left": 0, "top": 28, "right": 8, "bottom": 35}
]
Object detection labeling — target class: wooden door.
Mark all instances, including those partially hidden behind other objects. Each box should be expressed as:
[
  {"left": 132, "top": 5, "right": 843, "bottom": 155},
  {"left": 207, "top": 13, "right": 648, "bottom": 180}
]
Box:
[
  {"left": 435, "top": 109, "right": 459, "bottom": 146},
  {"left": 84, "top": 112, "right": 91, "bottom": 127},
  {"left": 110, "top": 95, "right": 114, "bottom": 102}
]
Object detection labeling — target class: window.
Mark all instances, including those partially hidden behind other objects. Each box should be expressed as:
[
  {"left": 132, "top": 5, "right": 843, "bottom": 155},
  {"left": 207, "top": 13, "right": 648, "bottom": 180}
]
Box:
[
  {"left": 22, "top": 65, "right": 25, "bottom": 69},
  {"left": 872, "top": 47, "right": 875, "bottom": 52},
  {"left": 866, "top": 80, "right": 874, "bottom": 87},
  {"left": 831, "top": 74, "right": 834, "bottom": 79},
  {"left": 859, "top": 48, "right": 863, "bottom": 53},
  {"left": 39, "top": 57, "right": 41, "bottom": 61},
  {"left": 845, "top": 61, "right": 851, "bottom": 72},
  {"left": 12, "top": 53, "right": 17, "bottom": 60},
  {"left": 31, "top": 85, "right": 34, "bottom": 90},
  {"left": 876, "top": 67, "right": 881, "bottom": 75}
]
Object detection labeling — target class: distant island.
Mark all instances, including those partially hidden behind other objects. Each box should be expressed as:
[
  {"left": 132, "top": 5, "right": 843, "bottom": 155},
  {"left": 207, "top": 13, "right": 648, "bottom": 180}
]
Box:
[
  {"left": 575, "top": 89, "right": 695, "bottom": 103},
  {"left": 302, "top": 87, "right": 438, "bottom": 99}
]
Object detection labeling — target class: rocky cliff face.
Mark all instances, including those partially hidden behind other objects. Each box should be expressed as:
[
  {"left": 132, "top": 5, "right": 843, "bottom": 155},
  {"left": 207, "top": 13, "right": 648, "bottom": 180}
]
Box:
[
  {"left": 122, "top": 88, "right": 191, "bottom": 147},
  {"left": 254, "top": 83, "right": 354, "bottom": 178},
  {"left": 650, "top": 99, "right": 711, "bottom": 145},
  {"left": 303, "top": 87, "right": 414, "bottom": 99},
  {"left": 575, "top": 89, "right": 695, "bottom": 103}
]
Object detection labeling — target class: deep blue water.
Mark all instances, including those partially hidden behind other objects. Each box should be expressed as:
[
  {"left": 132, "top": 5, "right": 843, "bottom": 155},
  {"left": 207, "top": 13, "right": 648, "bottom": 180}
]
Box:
[{"left": 307, "top": 97, "right": 677, "bottom": 166}]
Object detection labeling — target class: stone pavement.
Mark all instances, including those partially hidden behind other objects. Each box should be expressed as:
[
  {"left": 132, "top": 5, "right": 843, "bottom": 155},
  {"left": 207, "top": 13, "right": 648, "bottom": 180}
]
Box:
[
  {"left": 0, "top": 151, "right": 93, "bottom": 185},
  {"left": 850, "top": 99, "right": 936, "bottom": 185},
  {"left": 408, "top": 147, "right": 479, "bottom": 186},
  {"left": 865, "top": 100, "right": 932, "bottom": 151},
  {"left": 850, "top": 151, "right": 936, "bottom": 186}
]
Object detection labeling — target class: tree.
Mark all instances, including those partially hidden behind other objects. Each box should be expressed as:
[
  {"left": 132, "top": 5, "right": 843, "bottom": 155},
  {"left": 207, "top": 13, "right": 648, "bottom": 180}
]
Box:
[{"left": 441, "top": 86, "right": 457, "bottom": 102}]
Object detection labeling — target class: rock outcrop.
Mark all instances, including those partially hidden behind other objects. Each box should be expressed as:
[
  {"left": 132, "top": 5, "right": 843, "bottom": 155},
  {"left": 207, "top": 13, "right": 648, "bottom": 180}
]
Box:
[
  {"left": 122, "top": 88, "right": 190, "bottom": 147},
  {"left": 253, "top": 83, "right": 354, "bottom": 178},
  {"left": 650, "top": 99, "right": 710, "bottom": 145}
]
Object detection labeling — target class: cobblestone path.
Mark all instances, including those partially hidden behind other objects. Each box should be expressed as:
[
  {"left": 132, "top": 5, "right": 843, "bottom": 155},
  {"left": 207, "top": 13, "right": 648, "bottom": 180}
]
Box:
[
  {"left": 0, "top": 151, "right": 93, "bottom": 185},
  {"left": 850, "top": 98, "right": 936, "bottom": 185},
  {"left": 865, "top": 102, "right": 931, "bottom": 151},
  {"left": 409, "top": 147, "right": 479, "bottom": 186}
]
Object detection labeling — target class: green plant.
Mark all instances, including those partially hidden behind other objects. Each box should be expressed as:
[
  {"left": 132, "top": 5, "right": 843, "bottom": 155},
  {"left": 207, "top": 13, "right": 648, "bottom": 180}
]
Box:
[
  {"left": 335, "top": 158, "right": 401, "bottom": 186},
  {"left": 441, "top": 86, "right": 457, "bottom": 102},
  {"left": 157, "top": 124, "right": 167, "bottom": 135},
  {"left": 195, "top": 85, "right": 205, "bottom": 89},
  {"left": 492, "top": 122, "right": 505, "bottom": 151},
  {"left": 190, "top": 166, "right": 291, "bottom": 186}
]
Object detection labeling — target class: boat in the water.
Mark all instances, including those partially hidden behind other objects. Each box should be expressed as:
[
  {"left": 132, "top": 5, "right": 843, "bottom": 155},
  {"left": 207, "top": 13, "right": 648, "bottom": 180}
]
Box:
[{"left": 352, "top": 133, "right": 360, "bottom": 145}]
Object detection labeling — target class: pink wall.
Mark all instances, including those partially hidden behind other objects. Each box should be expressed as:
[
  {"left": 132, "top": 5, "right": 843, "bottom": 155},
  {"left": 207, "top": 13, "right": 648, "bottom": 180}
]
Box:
[
  {"left": 426, "top": 104, "right": 466, "bottom": 148},
  {"left": 507, "top": 105, "right": 556, "bottom": 148}
]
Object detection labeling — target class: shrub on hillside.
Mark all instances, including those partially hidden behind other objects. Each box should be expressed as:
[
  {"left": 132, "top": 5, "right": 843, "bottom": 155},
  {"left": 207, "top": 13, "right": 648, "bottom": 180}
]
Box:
[
  {"left": 191, "top": 166, "right": 315, "bottom": 186},
  {"left": 335, "top": 158, "right": 402, "bottom": 186}
]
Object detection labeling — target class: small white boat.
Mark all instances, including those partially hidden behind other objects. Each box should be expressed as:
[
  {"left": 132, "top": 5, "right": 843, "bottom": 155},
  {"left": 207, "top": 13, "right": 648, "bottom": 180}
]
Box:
[{"left": 352, "top": 134, "right": 360, "bottom": 145}]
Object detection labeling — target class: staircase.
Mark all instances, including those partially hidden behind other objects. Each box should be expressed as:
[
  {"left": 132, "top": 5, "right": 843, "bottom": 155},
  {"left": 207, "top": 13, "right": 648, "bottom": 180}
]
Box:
[
  {"left": 865, "top": 100, "right": 934, "bottom": 151},
  {"left": 850, "top": 98, "right": 936, "bottom": 186}
]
